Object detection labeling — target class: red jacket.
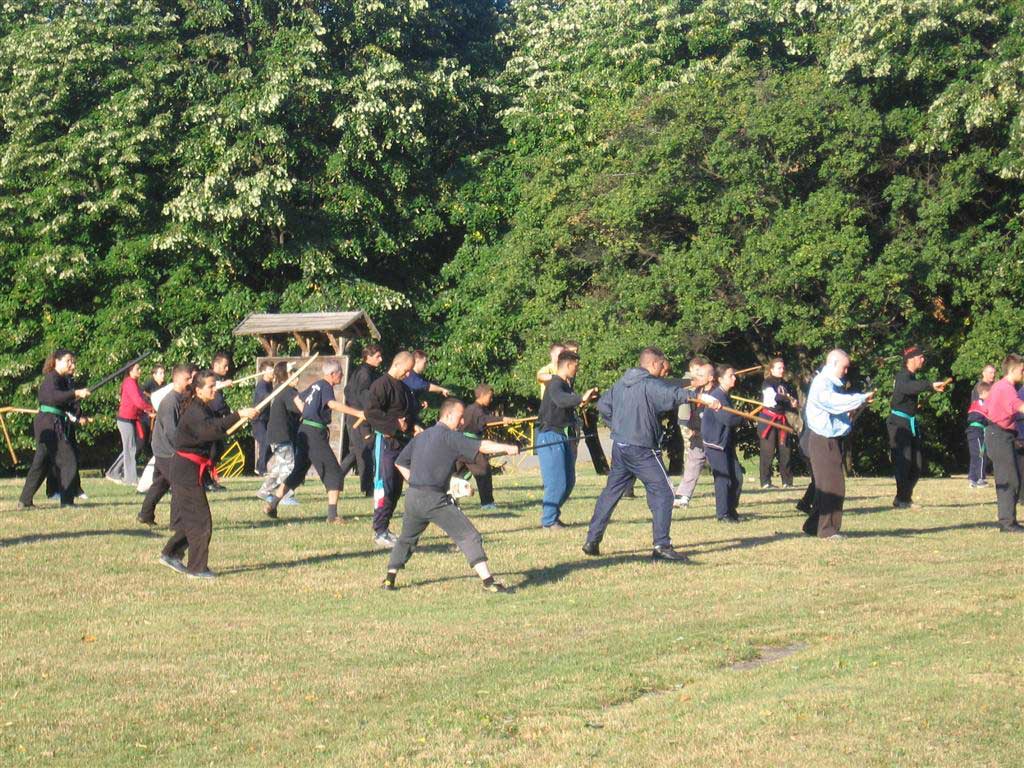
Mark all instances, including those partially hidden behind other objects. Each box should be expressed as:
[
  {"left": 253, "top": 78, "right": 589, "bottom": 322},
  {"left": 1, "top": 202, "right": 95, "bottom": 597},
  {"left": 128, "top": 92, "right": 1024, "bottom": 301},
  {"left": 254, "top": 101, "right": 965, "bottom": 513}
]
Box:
[{"left": 117, "top": 376, "right": 153, "bottom": 421}]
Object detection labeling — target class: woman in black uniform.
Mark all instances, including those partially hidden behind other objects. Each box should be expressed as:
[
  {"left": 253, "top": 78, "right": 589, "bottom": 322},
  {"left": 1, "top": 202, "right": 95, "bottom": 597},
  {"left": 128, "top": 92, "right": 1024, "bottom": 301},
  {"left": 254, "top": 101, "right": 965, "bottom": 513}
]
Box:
[{"left": 160, "top": 370, "right": 257, "bottom": 579}]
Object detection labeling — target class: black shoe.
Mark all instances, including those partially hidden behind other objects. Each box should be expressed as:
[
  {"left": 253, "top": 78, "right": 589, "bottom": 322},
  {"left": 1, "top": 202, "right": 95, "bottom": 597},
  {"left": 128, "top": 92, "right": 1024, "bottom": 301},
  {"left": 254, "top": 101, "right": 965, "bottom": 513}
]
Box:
[
  {"left": 796, "top": 501, "right": 812, "bottom": 514},
  {"left": 892, "top": 498, "right": 911, "bottom": 509},
  {"left": 1000, "top": 523, "right": 1024, "bottom": 534},
  {"left": 717, "top": 515, "right": 740, "bottom": 524},
  {"left": 186, "top": 569, "right": 217, "bottom": 580},
  {"left": 263, "top": 501, "right": 278, "bottom": 519},
  {"left": 652, "top": 545, "right": 689, "bottom": 562},
  {"left": 207, "top": 482, "right": 227, "bottom": 493},
  {"left": 159, "top": 555, "right": 187, "bottom": 574},
  {"left": 482, "top": 579, "right": 510, "bottom": 593},
  {"left": 380, "top": 578, "right": 398, "bottom": 591},
  {"left": 542, "top": 521, "right": 567, "bottom": 530},
  {"left": 16, "top": 501, "right": 33, "bottom": 510},
  {"left": 582, "top": 540, "right": 601, "bottom": 556},
  {"left": 137, "top": 515, "right": 157, "bottom": 527}
]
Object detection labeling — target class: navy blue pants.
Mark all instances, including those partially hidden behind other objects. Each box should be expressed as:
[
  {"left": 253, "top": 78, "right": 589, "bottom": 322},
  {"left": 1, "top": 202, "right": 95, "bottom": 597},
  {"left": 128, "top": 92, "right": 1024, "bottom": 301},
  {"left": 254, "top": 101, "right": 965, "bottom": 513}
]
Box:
[
  {"left": 586, "top": 443, "right": 675, "bottom": 548},
  {"left": 704, "top": 445, "right": 741, "bottom": 520},
  {"left": 966, "top": 427, "right": 986, "bottom": 483}
]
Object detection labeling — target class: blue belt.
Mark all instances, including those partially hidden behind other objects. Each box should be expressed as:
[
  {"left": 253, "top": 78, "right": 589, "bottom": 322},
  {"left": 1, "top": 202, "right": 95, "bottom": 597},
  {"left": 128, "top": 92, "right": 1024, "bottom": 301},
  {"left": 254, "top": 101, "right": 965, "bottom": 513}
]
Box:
[{"left": 891, "top": 409, "right": 917, "bottom": 437}]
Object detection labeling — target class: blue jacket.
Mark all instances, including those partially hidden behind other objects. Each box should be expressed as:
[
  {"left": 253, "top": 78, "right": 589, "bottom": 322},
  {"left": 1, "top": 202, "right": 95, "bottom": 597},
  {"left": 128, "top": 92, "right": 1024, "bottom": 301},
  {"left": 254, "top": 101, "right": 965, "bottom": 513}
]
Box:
[
  {"left": 598, "top": 368, "right": 692, "bottom": 449},
  {"left": 700, "top": 387, "right": 745, "bottom": 450}
]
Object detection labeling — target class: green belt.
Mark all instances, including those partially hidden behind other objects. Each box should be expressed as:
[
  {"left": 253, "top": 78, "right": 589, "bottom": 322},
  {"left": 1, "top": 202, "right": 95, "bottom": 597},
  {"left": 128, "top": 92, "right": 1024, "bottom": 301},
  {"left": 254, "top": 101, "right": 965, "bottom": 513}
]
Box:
[
  {"left": 891, "top": 409, "right": 917, "bottom": 437},
  {"left": 302, "top": 419, "right": 327, "bottom": 430},
  {"left": 39, "top": 405, "right": 68, "bottom": 419},
  {"left": 968, "top": 421, "right": 985, "bottom": 429}
]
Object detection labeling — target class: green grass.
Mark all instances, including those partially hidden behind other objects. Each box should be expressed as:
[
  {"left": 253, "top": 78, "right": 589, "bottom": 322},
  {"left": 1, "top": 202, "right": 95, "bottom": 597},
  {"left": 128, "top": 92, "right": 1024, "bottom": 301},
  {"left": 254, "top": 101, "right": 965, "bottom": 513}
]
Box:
[{"left": 1, "top": 469, "right": 1021, "bottom": 767}]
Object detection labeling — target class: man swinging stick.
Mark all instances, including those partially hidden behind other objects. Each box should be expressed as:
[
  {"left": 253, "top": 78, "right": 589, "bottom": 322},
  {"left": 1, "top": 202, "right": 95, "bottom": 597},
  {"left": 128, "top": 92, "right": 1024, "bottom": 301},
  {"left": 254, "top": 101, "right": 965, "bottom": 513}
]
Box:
[{"left": 382, "top": 398, "right": 519, "bottom": 593}]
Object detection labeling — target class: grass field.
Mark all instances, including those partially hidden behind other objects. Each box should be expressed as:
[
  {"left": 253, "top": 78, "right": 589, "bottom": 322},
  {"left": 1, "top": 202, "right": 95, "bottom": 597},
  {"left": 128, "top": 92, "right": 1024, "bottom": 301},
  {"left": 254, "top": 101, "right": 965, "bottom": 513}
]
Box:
[{"left": 1, "top": 467, "right": 1021, "bottom": 767}]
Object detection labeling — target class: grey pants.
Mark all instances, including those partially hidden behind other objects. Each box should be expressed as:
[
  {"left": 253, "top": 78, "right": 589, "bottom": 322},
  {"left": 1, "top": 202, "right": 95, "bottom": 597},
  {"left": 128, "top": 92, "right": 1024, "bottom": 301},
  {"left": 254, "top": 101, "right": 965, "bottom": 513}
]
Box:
[
  {"left": 259, "top": 442, "right": 296, "bottom": 497},
  {"left": 107, "top": 420, "right": 138, "bottom": 485},
  {"left": 387, "top": 488, "right": 487, "bottom": 571},
  {"left": 675, "top": 446, "right": 706, "bottom": 499},
  {"left": 985, "top": 425, "right": 1022, "bottom": 528}
]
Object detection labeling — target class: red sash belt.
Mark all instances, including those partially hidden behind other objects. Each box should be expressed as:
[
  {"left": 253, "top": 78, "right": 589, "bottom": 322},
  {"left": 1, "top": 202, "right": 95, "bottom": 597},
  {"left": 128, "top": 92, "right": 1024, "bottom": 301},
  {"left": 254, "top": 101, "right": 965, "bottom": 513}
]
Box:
[
  {"left": 759, "top": 408, "right": 787, "bottom": 439},
  {"left": 175, "top": 450, "right": 219, "bottom": 486}
]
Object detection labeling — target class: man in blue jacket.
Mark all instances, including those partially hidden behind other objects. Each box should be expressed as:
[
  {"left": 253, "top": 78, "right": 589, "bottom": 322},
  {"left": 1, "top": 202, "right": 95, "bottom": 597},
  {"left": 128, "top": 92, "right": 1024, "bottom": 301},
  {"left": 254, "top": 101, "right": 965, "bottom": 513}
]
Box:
[{"left": 583, "top": 347, "right": 720, "bottom": 562}]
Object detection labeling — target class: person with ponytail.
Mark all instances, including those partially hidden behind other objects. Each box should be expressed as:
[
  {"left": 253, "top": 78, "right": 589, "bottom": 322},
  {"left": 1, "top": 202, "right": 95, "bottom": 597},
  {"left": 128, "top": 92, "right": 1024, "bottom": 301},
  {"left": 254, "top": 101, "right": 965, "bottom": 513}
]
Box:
[
  {"left": 159, "top": 370, "right": 258, "bottom": 579},
  {"left": 18, "top": 350, "right": 92, "bottom": 508}
]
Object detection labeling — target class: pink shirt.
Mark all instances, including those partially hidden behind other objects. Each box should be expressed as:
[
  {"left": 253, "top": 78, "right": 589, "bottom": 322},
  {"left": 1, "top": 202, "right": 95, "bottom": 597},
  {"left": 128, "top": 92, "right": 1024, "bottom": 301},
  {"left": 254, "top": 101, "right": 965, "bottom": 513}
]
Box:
[
  {"left": 117, "top": 376, "right": 152, "bottom": 421},
  {"left": 984, "top": 378, "right": 1024, "bottom": 430}
]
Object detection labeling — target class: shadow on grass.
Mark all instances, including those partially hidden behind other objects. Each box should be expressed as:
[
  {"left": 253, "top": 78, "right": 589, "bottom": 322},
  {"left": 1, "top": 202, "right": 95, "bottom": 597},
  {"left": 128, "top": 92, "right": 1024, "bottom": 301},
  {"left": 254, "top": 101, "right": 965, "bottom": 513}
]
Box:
[
  {"left": 219, "top": 542, "right": 458, "bottom": 575},
  {"left": 843, "top": 521, "right": 997, "bottom": 538},
  {"left": 513, "top": 552, "right": 651, "bottom": 590},
  {"left": 1, "top": 527, "right": 160, "bottom": 548}
]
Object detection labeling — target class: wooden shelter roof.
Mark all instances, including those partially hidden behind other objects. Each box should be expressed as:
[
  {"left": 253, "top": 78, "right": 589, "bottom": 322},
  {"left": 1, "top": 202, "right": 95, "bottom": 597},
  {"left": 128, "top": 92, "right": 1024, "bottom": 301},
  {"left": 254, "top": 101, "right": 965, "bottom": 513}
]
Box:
[{"left": 232, "top": 311, "right": 379, "bottom": 356}]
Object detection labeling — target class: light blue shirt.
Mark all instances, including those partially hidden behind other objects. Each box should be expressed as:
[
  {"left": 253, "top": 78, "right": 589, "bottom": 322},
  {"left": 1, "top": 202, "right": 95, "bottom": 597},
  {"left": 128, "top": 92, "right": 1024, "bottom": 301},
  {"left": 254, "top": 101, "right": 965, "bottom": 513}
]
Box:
[{"left": 806, "top": 369, "right": 870, "bottom": 438}]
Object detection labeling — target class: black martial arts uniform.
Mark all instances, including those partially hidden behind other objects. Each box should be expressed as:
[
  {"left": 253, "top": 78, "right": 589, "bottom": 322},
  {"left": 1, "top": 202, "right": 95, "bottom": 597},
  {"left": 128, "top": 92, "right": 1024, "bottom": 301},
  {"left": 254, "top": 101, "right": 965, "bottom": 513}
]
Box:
[
  {"left": 283, "top": 378, "right": 344, "bottom": 494},
  {"left": 339, "top": 361, "right": 378, "bottom": 495},
  {"left": 888, "top": 368, "right": 933, "bottom": 504},
  {"left": 252, "top": 376, "right": 273, "bottom": 475},
  {"left": 139, "top": 389, "right": 185, "bottom": 524},
  {"left": 365, "top": 373, "right": 418, "bottom": 535},
  {"left": 163, "top": 400, "right": 239, "bottom": 574},
  {"left": 758, "top": 375, "right": 796, "bottom": 486},
  {"left": 701, "top": 387, "right": 746, "bottom": 521},
  {"left": 19, "top": 372, "right": 83, "bottom": 507},
  {"left": 459, "top": 402, "right": 495, "bottom": 506}
]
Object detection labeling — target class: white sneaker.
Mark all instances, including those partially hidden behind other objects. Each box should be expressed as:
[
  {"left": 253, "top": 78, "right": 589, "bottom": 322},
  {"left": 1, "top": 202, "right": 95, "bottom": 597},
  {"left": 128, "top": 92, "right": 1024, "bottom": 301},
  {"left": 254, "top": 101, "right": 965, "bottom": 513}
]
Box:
[
  {"left": 673, "top": 496, "right": 688, "bottom": 508},
  {"left": 49, "top": 493, "right": 60, "bottom": 501},
  {"left": 77, "top": 492, "right": 88, "bottom": 500},
  {"left": 374, "top": 531, "right": 397, "bottom": 549},
  {"left": 280, "top": 497, "right": 300, "bottom": 507}
]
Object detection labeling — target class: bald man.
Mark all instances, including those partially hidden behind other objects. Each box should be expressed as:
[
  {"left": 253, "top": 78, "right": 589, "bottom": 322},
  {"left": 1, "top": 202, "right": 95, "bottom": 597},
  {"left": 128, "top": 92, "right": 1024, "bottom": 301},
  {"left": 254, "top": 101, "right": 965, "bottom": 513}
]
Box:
[
  {"left": 364, "top": 350, "right": 420, "bottom": 548},
  {"left": 802, "top": 349, "right": 874, "bottom": 539}
]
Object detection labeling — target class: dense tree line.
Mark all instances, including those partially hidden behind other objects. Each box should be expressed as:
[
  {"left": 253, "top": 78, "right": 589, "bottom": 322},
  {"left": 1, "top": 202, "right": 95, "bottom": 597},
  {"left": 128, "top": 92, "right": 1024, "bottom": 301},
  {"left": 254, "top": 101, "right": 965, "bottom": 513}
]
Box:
[{"left": 3, "top": 1, "right": 1023, "bottom": 473}]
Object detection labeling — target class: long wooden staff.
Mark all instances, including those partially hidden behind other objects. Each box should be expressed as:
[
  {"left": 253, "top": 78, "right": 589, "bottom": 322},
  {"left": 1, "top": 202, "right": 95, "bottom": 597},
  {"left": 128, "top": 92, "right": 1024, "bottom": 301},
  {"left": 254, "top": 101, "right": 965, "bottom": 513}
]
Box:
[
  {"left": 86, "top": 351, "right": 154, "bottom": 392},
  {"left": 0, "top": 413, "right": 15, "bottom": 464},
  {"left": 730, "top": 394, "right": 761, "bottom": 406},
  {"left": 216, "top": 365, "right": 293, "bottom": 390},
  {"left": 226, "top": 353, "right": 320, "bottom": 435},
  {"left": 485, "top": 416, "right": 538, "bottom": 427},
  {"left": 688, "top": 399, "right": 796, "bottom": 434},
  {"left": 940, "top": 377, "right": 953, "bottom": 387},
  {"left": 0, "top": 407, "right": 40, "bottom": 415},
  {"left": 734, "top": 365, "right": 763, "bottom": 376}
]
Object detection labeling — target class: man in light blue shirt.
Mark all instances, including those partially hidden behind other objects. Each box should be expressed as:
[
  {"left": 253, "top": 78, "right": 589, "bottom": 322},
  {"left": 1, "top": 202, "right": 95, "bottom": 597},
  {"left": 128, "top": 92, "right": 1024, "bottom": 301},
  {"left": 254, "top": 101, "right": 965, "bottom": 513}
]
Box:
[{"left": 803, "top": 349, "right": 875, "bottom": 539}]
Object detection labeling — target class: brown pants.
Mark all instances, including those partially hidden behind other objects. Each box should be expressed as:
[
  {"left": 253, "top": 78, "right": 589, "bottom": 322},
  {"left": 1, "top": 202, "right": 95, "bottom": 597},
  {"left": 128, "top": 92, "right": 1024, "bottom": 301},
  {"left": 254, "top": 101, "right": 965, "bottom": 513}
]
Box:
[{"left": 807, "top": 432, "right": 845, "bottom": 538}]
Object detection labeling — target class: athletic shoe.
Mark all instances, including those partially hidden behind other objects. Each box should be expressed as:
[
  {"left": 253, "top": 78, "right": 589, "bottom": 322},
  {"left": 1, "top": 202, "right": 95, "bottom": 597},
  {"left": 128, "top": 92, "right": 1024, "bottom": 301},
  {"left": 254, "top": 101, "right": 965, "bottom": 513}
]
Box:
[
  {"left": 892, "top": 499, "right": 911, "bottom": 509},
  {"left": 137, "top": 515, "right": 157, "bottom": 527},
  {"left": 280, "top": 496, "right": 299, "bottom": 507},
  {"left": 206, "top": 482, "right": 227, "bottom": 493},
  {"left": 974, "top": 480, "right": 989, "bottom": 488},
  {"left": 263, "top": 501, "right": 278, "bottom": 519},
  {"left": 717, "top": 515, "right": 740, "bottom": 524},
  {"left": 49, "top": 493, "right": 60, "bottom": 501},
  {"left": 16, "top": 502, "right": 32, "bottom": 510},
  {"left": 482, "top": 579, "right": 510, "bottom": 593},
  {"left": 673, "top": 496, "right": 688, "bottom": 508},
  {"left": 255, "top": 492, "right": 272, "bottom": 502},
  {"left": 326, "top": 516, "right": 342, "bottom": 525},
  {"left": 826, "top": 534, "right": 845, "bottom": 541},
  {"left": 542, "top": 521, "right": 567, "bottom": 530},
  {"left": 380, "top": 578, "right": 398, "bottom": 591},
  {"left": 761, "top": 483, "right": 774, "bottom": 490},
  {"left": 652, "top": 545, "right": 689, "bottom": 563},
  {"left": 999, "top": 523, "right": 1024, "bottom": 534},
  {"left": 186, "top": 569, "right": 217, "bottom": 580},
  {"left": 374, "top": 532, "right": 397, "bottom": 549},
  {"left": 77, "top": 492, "right": 88, "bottom": 500},
  {"left": 781, "top": 483, "right": 793, "bottom": 489},
  {"left": 582, "top": 540, "right": 601, "bottom": 557},
  {"left": 480, "top": 503, "right": 498, "bottom": 510},
  {"left": 159, "top": 555, "right": 187, "bottom": 574}
]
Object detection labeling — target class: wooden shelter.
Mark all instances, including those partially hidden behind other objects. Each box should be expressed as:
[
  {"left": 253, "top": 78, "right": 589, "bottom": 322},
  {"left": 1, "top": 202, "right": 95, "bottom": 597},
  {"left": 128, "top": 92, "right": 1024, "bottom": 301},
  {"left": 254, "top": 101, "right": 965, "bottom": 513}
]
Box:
[
  {"left": 232, "top": 311, "right": 380, "bottom": 357},
  {"left": 232, "top": 311, "right": 380, "bottom": 468}
]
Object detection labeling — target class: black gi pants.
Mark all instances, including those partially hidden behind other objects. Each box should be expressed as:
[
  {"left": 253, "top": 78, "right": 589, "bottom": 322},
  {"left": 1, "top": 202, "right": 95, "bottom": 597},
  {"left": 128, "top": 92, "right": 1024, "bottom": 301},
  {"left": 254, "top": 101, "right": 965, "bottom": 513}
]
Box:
[
  {"left": 387, "top": 488, "right": 487, "bottom": 571},
  {"left": 339, "top": 421, "right": 374, "bottom": 496},
  {"left": 806, "top": 432, "right": 845, "bottom": 537},
  {"left": 252, "top": 419, "right": 271, "bottom": 475},
  {"left": 759, "top": 426, "right": 792, "bottom": 486},
  {"left": 20, "top": 426, "right": 78, "bottom": 506},
  {"left": 139, "top": 456, "right": 172, "bottom": 523},
  {"left": 984, "top": 425, "right": 1023, "bottom": 529},
  {"left": 372, "top": 433, "right": 404, "bottom": 534},
  {"left": 285, "top": 425, "right": 343, "bottom": 492},
  {"left": 163, "top": 454, "right": 212, "bottom": 573},
  {"left": 887, "top": 416, "right": 923, "bottom": 503},
  {"left": 705, "top": 444, "right": 742, "bottom": 520}
]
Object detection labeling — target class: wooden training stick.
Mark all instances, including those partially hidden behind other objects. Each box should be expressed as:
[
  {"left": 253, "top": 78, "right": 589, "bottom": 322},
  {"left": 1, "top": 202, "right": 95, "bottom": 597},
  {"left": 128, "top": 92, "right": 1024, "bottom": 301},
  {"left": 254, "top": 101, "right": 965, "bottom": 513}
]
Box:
[
  {"left": 216, "top": 364, "right": 294, "bottom": 390},
  {"left": 734, "top": 365, "right": 763, "bottom": 376},
  {"left": 688, "top": 399, "right": 796, "bottom": 434},
  {"left": 730, "top": 394, "right": 762, "bottom": 407},
  {"left": 485, "top": 416, "right": 538, "bottom": 427},
  {"left": 941, "top": 377, "right": 953, "bottom": 387},
  {"left": 0, "top": 413, "right": 16, "bottom": 464},
  {"left": 227, "top": 353, "right": 320, "bottom": 435},
  {"left": 0, "top": 406, "right": 40, "bottom": 415}
]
